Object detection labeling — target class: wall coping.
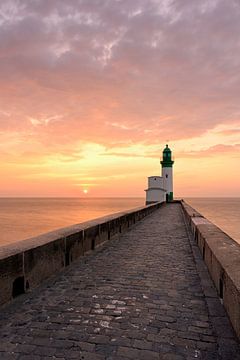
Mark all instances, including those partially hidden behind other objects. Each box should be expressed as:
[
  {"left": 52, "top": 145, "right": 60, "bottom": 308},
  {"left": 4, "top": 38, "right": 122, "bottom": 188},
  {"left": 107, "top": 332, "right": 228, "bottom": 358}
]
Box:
[
  {"left": 182, "top": 202, "right": 240, "bottom": 291},
  {"left": 181, "top": 200, "right": 240, "bottom": 339},
  {"left": 181, "top": 200, "right": 240, "bottom": 290}
]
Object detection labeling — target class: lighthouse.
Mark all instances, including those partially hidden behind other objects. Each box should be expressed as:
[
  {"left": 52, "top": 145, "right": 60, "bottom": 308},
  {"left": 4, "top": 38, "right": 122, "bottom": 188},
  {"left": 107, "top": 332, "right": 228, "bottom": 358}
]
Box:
[
  {"left": 145, "top": 144, "right": 174, "bottom": 204},
  {"left": 160, "top": 144, "right": 174, "bottom": 201}
]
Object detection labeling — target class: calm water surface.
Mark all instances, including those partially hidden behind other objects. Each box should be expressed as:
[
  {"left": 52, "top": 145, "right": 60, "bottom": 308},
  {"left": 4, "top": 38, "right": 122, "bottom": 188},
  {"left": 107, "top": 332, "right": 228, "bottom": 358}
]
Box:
[
  {"left": 0, "top": 198, "right": 144, "bottom": 246},
  {"left": 185, "top": 198, "right": 240, "bottom": 244},
  {"left": 0, "top": 197, "right": 239, "bottom": 246}
]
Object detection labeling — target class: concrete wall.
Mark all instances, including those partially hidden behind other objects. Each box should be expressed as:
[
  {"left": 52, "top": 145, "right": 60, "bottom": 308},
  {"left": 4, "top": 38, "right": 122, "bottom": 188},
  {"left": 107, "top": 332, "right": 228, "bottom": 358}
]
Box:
[
  {"left": 148, "top": 176, "right": 163, "bottom": 188},
  {"left": 145, "top": 188, "right": 166, "bottom": 204},
  {"left": 0, "top": 202, "right": 163, "bottom": 307},
  {"left": 181, "top": 200, "right": 240, "bottom": 340}
]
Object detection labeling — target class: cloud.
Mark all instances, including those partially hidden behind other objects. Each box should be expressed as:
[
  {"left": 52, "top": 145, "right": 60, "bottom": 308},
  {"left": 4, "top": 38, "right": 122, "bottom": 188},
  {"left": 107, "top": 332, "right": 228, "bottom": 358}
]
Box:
[
  {"left": 218, "top": 129, "right": 240, "bottom": 136},
  {"left": 178, "top": 143, "right": 240, "bottom": 158},
  {"left": 0, "top": 0, "right": 240, "bottom": 158}
]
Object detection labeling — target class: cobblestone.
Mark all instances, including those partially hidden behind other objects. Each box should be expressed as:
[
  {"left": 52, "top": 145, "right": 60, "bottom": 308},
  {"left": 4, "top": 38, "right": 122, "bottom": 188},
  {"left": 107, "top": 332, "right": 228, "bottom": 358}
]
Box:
[{"left": 0, "top": 203, "right": 239, "bottom": 359}]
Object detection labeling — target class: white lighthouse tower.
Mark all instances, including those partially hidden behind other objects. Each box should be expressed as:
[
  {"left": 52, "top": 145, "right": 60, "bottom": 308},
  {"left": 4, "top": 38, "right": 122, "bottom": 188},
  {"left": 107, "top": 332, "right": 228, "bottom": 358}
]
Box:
[
  {"left": 160, "top": 144, "right": 174, "bottom": 202},
  {"left": 145, "top": 144, "right": 174, "bottom": 204}
]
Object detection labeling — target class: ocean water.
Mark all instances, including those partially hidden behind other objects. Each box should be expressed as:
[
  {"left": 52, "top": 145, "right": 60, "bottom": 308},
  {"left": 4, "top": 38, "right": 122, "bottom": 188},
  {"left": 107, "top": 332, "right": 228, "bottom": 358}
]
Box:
[
  {"left": 185, "top": 198, "right": 240, "bottom": 245},
  {"left": 0, "top": 197, "right": 239, "bottom": 247},
  {"left": 0, "top": 198, "right": 144, "bottom": 246}
]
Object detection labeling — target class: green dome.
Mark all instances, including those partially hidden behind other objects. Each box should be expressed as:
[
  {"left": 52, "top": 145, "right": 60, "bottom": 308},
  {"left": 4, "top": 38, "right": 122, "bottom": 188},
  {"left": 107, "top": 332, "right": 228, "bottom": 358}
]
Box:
[
  {"left": 160, "top": 144, "right": 174, "bottom": 167},
  {"left": 163, "top": 144, "right": 171, "bottom": 153}
]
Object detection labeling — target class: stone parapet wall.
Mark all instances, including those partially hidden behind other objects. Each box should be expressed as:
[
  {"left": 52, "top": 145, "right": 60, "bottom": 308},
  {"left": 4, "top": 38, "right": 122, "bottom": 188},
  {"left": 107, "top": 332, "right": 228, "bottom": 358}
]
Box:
[
  {"left": 0, "top": 202, "right": 163, "bottom": 307},
  {"left": 181, "top": 200, "right": 240, "bottom": 340}
]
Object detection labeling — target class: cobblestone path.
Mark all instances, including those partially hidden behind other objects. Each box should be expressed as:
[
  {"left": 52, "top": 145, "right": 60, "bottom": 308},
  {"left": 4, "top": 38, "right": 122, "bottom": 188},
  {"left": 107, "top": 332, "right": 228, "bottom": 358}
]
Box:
[{"left": 0, "top": 203, "right": 239, "bottom": 360}]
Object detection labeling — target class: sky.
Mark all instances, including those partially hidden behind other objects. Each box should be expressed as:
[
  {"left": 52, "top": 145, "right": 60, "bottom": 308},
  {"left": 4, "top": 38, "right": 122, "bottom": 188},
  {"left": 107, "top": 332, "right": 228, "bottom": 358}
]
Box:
[{"left": 0, "top": 0, "right": 239, "bottom": 198}]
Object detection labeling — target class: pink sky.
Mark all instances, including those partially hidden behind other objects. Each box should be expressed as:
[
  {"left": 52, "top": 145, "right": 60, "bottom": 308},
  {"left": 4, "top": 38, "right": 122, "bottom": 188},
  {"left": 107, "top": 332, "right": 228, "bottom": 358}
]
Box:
[{"left": 0, "top": 0, "right": 239, "bottom": 197}]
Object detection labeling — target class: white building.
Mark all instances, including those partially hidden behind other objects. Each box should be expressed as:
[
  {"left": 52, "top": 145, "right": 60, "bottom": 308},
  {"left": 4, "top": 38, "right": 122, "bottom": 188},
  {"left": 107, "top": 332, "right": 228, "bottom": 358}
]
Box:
[{"left": 145, "top": 145, "right": 174, "bottom": 204}]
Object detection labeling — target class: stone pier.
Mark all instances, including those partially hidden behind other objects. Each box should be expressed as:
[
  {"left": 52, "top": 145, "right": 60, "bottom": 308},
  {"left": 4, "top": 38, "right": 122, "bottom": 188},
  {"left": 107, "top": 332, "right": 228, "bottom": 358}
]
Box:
[{"left": 0, "top": 203, "right": 239, "bottom": 359}]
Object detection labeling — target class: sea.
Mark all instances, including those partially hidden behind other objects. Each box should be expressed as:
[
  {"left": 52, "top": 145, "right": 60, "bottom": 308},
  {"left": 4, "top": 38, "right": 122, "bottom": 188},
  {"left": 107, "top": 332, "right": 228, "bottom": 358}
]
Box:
[
  {"left": 186, "top": 197, "right": 240, "bottom": 245},
  {"left": 0, "top": 197, "right": 239, "bottom": 247}
]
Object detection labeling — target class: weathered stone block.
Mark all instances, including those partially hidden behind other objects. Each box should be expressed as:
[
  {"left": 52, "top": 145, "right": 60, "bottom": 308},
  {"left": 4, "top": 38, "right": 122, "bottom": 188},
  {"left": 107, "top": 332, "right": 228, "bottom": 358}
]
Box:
[
  {"left": 65, "top": 231, "right": 84, "bottom": 264},
  {"left": 98, "top": 222, "right": 109, "bottom": 245},
  {"left": 83, "top": 225, "right": 99, "bottom": 253},
  {"left": 0, "top": 253, "right": 23, "bottom": 305},
  {"left": 108, "top": 218, "right": 120, "bottom": 238},
  {"left": 24, "top": 238, "right": 65, "bottom": 290},
  {"left": 119, "top": 215, "right": 128, "bottom": 233}
]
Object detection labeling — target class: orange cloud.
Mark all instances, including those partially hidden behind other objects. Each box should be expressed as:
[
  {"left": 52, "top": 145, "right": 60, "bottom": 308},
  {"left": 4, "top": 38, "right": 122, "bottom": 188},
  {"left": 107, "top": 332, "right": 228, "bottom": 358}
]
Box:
[{"left": 177, "top": 144, "right": 240, "bottom": 158}]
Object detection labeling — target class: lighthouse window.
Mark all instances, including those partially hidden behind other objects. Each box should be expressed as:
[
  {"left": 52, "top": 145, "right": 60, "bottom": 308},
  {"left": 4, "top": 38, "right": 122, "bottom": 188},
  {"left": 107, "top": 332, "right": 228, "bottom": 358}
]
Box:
[{"left": 166, "top": 174, "right": 168, "bottom": 178}]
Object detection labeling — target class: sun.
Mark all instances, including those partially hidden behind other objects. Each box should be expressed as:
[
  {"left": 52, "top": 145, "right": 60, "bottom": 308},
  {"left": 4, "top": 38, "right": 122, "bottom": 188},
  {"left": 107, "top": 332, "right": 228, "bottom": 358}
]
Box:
[{"left": 83, "top": 189, "right": 88, "bottom": 194}]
